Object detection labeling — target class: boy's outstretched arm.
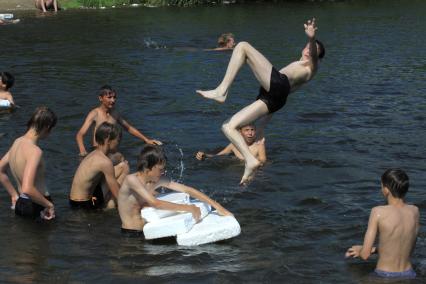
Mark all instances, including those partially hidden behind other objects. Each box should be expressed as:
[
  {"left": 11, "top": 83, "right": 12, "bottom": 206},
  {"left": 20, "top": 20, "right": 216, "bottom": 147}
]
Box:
[
  {"left": 125, "top": 176, "right": 202, "bottom": 221},
  {"left": 118, "top": 117, "right": 162, "bottom": 145},
  {"left": 196, "top": 144, "right": 233, "bottom": 160},
  {"left": 346, "top": 207, "right": 379, "bottom": 260},
  {"left": 257, "top": 138, "right": 267, "bottom": 164},
  {"left": 304, "top": 18, "right": 319, "bottom": 71},
  {"left": 166, "top": 181, "right": 233, "bottom": 217},
  {"left": 0, "top": 151, "right": 19, "bottom": 208},
  {"left": 76, "top": 110, "right": 97, "bottom": 157}
]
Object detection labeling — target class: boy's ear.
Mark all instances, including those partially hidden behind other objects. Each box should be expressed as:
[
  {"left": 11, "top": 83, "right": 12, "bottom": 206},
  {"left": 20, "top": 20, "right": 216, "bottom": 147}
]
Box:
[{"left": 382, "top": 186, "right": 390, "bottom": 196}]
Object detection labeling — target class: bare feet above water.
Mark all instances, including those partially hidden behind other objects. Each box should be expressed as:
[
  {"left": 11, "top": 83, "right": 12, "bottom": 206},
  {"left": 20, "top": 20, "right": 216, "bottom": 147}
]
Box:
[
  {"left": 239, "top": 159, "right": 261, "bottom": 186},
  {"left": 196, "top": 87, "right": 228, "bottom": 103}
]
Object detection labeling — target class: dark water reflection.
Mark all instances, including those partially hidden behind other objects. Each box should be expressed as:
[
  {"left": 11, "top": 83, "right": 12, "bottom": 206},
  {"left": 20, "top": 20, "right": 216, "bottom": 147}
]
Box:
[{"left": 0, "top": 1, "right": 425, "bottom": 282}]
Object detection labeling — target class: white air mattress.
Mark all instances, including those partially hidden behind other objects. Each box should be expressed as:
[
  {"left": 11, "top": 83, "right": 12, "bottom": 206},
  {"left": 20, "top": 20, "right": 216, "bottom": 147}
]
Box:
[
  {"left": 0, "top": 100, "right": 11, "bottom": 109},
  {"left": 176, "top": 212, "right": 241, "bottom": 246},
  {"left": 141, "top": 192, "right": 190, "bottom": 222},
  {"left": 143, "top": 201, "right": 211, "bottom": 240}
]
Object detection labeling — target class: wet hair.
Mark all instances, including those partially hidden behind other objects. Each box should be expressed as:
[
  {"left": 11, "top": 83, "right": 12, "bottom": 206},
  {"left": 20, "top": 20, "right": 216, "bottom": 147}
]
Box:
[
  {"left": 98, "top": 85, "right": 115, "bottom": 97},
  {"left": 217, "top": 33, "right": 235, "bottom": 48},
  {"left": 0, "top": 72, "right": 15, "bottom": 90},
  {"left": 95, "top": 122, "right": 122, "bottom": 145},
  {"left": 315, "top": 40, "right": 325, "bottom": 59},
  {"left": 239, "top": 124, "right": 256, "bottom": 130},
  {"left": 137, "top": 145, "right": 167, "bottom": 172},
  {"left": 381, "top": 168, "right": 409, "bottom": 198},
  {"left": 26, "top": 106, "right": 57, "bottom": 135}
]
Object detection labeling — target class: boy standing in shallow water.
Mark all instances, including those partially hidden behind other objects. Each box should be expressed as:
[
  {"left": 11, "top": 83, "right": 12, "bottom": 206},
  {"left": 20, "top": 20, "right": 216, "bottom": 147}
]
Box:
[
  {"left": 70, "top": 122, "right": 129, "bottom": 209},
  {"left": 76, "top": 85, "right": 161, "bottom": 158},
  {"left": 118, "top": 145, "right": 232, "bottom": 235},
  {"left": 346, "top": 169, "right": 420, "bottom": 279},
  {"left": 0, "top": 107, "right": 57, "bottom": 219}
]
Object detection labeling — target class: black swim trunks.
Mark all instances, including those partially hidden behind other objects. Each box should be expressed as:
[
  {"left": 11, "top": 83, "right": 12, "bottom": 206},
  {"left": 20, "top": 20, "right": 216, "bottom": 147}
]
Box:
[
  {"left": 69, "top": 183, "right": 105, "bottom": 210},
  {"left": 121, "top": 228, "right": 145, "bottom": 238},
  {"left": 256, "top": 67, "right": 291, "bottom": 113},
  {"left": 15, "top": 194, "right": 53, "bottom": 219}
]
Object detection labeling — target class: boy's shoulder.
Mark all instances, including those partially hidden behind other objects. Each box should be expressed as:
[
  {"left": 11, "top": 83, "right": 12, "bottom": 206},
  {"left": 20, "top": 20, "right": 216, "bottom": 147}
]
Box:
[{"left": 0, "top": 90, "right": 12, "bottom": 99}]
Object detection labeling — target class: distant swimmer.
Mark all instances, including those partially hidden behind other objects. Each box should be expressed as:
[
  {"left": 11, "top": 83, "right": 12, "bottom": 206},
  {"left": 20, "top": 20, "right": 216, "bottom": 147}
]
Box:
[
  {"left": 346, "top": 169, "right": 420, "bottom": 279},
  {"left": 76, "top": 85, "right": 162, "bottom": 159},
  {"left": 196, "top": 124, "right": 266, "bottom": 165},
  {"left": 209, "top": 33, "right": 235, "bottom": 51},
  {"left": 70, "top": 122, "right": 129, "bottom": 210},
  {"left": 0, "top": 107, "right": 57, "bottom": 219},
  {"left": 0, "top": 72, "right": 16, "bottom": 108},
  {"left": 197, "top": 18, "right": 324, "bottom": 184},
  {"left": 35, "top": 0, "right": 58, "bottom": 12},
  {"left": 118, "top": 145, "right": 233, "bottom": 236}
]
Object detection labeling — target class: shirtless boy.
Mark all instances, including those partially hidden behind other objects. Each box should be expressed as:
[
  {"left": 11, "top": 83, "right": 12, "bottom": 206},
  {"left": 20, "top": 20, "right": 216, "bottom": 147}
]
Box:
[
  {"left": 197, "top": 18, "right": 324, "bottom": 184},
  {"left": 346, "top": 169, "right": 420, "bottom": 279},
  {"left": 70, "top": 122, "right": 129, "bottom": 209},
  {"left": 118, "top": 145, "right": 233, "bottom": 235},
  {"left": 0, "top": 107, "right": 57, "bottom": 220},
  {"left": 35, "top": 0, "right": 58, "bottom": 12},
  {"left": 196, "top": 124, "right": 266, "bottom": 165},
  {"left": 76, "top": 85, "right": 161, "bottom": 158},
  {"left": 0, "top": 72, "right": 15, "bottom": 107}
]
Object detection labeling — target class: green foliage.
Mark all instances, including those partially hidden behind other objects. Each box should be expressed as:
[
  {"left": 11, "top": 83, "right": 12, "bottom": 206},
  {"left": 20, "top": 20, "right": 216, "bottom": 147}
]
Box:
[{"left": 61, "top": 0, "right": 225, "bottom": 8}]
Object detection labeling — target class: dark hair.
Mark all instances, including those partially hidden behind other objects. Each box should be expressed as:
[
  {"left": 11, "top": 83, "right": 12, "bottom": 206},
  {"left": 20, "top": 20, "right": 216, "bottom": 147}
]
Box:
[
  {"left": 315, "top": 40, "right": 325, "bottom": 59},
  {"left": 217, "top": 33, "right": 234, "bottom": 48},
  {"left": 95, "top": 122, "right": 122, "bottom": 145},
  {"left": 27, "top": 106, "right": 57, "bottom": 135},
  {"left": 137, "top": 145, "right": 167, "bottom": 172},
  {"left": 98, "top": 85, "right": 115, "bottom": 97},
  {"left": 1, "top": 72, "right": 15, "bottom": 90},
  {"left": 381, "top": 168, "right": 409, "bottom": 198}
]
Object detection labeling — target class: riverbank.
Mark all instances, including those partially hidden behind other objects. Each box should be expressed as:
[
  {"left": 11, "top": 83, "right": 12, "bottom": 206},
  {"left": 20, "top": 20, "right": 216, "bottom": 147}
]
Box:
[{"left": 0, "top": 0, "right": 35, "bottom": 11}]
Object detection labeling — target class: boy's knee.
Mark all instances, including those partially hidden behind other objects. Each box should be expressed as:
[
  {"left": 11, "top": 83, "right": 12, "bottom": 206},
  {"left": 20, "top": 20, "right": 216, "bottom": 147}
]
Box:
[
  {"left": 221, "top": 121, "right": 235, "bottom": 134},
  {"left": 236, "top": 41, "right": 250, "bottom": 50}
]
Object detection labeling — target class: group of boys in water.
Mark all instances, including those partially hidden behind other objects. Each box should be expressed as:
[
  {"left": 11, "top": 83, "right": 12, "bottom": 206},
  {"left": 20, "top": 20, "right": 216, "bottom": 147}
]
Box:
[{"left": 0, "top": 18, "right": 421, "bottom": 279}]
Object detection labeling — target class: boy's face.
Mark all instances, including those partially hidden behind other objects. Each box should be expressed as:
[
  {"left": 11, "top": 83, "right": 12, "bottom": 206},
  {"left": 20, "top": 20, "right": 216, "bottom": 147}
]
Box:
[
  {"left": 145, "top": 163, "right": 166, "bottom": 183},
  {"left": 240, "top": 125, "right": 256, "bottom": 144},
  {"left": 99, "top": 91, "right": 116, "bottom": 109}
]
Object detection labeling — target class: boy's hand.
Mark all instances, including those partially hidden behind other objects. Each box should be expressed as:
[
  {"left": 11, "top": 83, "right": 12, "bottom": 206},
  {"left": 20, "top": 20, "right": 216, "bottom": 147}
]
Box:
[
  {"left": 189, "top": 205, "right": 201, "bottom": 222},
  {"left": 146, "top": 139, "right": 162, "bottom": 146},
  {"left": 40, "top": 206, "right": 55, "bottom": 220},
  {"left": 10, "top": 194, "right": 19, "bottom": 210},
  {"left": 304, "top": 18, "right": 317, "bottom": 39},
  {"left": 345, "top": 245, "right": 362, "bottom": 258},
  {"left": 196, "top": 151, "right": 206, "bottom": 161}
]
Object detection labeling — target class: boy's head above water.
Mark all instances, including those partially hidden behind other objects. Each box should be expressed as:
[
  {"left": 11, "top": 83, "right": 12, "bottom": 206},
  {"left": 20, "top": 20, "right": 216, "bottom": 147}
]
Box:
[
  {"left": 0, "top": 72, "right": 15, "bottom": 91},
  {"left": 95, "top": 121, "right": 122, "bottom": 148},
  {"left": 381, "top": 168, "right": 409, "bottom": 199},
  {"left": 137, "top": 145, "right": 167, "bottom": 182},
  {"left": 98, "top": 85, "right": 117, "bottom": 109},
  {"left": 239, "top": 124, "right": 256, "bottom": 144}
]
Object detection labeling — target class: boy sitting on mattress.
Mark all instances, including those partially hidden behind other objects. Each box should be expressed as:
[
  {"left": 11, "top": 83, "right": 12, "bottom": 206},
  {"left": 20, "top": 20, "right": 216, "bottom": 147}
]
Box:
[
  {"left": 118, "top": 145, "right": 233, "bottom": 236},
  {"left": 0, "top": 72, "right": 15, "bottom": 107}
]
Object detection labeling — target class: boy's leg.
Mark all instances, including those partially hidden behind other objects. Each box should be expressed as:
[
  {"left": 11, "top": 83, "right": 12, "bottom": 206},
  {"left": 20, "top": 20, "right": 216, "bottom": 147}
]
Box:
[
  {"left": 222, "top": 100, "right": 270, "bottom": 184},
  {"left": 197, "top": 42, "right": 273, "bottom": 103}
]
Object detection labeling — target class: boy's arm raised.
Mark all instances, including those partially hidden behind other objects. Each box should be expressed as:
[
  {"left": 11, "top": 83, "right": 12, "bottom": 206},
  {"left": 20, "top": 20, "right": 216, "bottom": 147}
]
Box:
[
  {"left": 257, "top": 138, "right": 267, "bottom": 164},
  {"left": 345, "top": 207, "right": 379, "bottom": 260},
  {"left": 166, "top": 181, "right": 233, "bottom": 217},
  {"left": 118, "top": 117, "right": 162, "bottom": 145},
  {"left": 0, "top": 151, "right": 19, "bottom": 208},
  {"left": 76, "top": 110, "right": 96, "bottom": 156}
]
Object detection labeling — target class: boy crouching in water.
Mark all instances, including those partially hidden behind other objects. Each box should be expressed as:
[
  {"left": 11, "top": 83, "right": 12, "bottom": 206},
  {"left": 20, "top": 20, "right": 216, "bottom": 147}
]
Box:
[
  {"left": 346, "top": 168, "right": 420, "bottom": 279},
  {"left": 118, "top": 145, "right": 233, "bottom": 236},
  {"left": 70, "top": 122, "right": 129, "bottom": 209}
]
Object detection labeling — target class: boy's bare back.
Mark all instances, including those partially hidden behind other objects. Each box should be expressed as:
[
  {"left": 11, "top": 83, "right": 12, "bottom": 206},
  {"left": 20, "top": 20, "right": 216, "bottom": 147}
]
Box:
[{"left": 375, "top": 204, "right": 419, "bottom": 272}]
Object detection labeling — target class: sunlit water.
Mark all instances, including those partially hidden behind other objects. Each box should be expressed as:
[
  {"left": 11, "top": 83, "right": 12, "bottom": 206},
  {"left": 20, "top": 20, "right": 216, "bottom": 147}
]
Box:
[{"left": 0, "top": 1, "right": 425, "bottom": 283}]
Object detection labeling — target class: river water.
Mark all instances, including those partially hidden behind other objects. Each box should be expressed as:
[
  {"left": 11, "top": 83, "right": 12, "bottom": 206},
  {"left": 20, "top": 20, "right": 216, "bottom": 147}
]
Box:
[{"left": 0, "top": 1, "right": 425, "bottom": 283}]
